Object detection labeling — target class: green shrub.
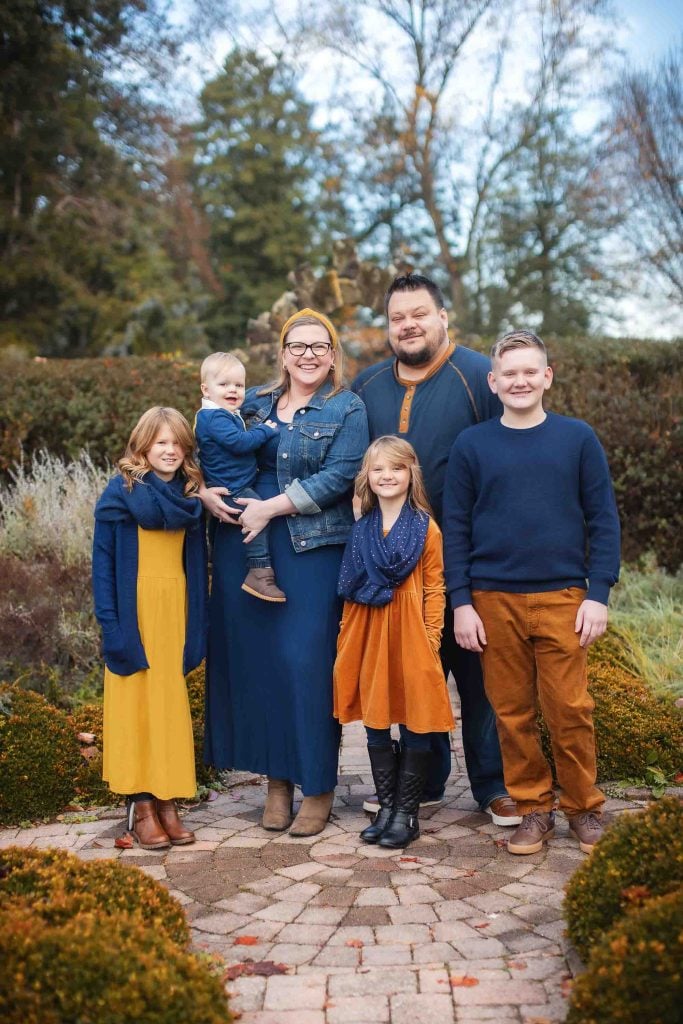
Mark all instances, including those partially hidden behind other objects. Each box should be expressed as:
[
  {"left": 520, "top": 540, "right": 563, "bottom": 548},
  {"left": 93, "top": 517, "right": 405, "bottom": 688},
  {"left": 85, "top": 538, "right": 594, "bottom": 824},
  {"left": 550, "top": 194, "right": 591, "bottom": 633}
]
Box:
[
  {"left": 0, "top": 685, "right": 82, "bottom": 824},
  {"left": 0, "top": 904, "right": 232, "bottom": 1024},
  {"left": 566, "top": 887, "right": 683, "bottom": 1024},
  {"left": 187, "top": 667, "right": 221, "bottom": 790},
  {"left": 0, "top": 352, "right": 271, "bottom": 474},
  {"left": 539, "top": 644, "right": 683, "bottom": 782},
  {"left": 564, "top": 796, "right": 683, "bottom": 961},
  {"left": 0, "top": 846, "right": 189, "bottom": 946},
  {"left": 68, "top": 703, "right": 122, "bottom": 807}
]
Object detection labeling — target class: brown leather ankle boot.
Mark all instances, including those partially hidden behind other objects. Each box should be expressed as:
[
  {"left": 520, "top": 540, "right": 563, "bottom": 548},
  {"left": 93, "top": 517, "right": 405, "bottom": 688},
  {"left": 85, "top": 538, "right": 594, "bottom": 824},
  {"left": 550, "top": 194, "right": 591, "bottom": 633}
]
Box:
[
  {"left": 131, "top": 799, "right": 171, "bottom": 849},
  {"left": 241, "top": 568, "right": 287, "bottom": 602},
  {"left": 289, "top": 791, "right": 334, "bottom": 837},
  {"left": 262, "top": 778, "right": 294, "bottom": 831},
  {"left": 155, "top": 799, "right": 195, "bottom": 845}
]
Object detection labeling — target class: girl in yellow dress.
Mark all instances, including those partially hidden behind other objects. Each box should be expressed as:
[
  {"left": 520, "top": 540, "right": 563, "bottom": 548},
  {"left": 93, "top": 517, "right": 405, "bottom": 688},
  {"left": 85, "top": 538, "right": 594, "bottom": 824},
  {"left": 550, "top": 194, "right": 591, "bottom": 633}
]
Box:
[
  {"left": 92, "top": 407, "right": 208, "bottom": 849},
  {"left": 334, "top": 437, "right": 455, "bottom": 848}
]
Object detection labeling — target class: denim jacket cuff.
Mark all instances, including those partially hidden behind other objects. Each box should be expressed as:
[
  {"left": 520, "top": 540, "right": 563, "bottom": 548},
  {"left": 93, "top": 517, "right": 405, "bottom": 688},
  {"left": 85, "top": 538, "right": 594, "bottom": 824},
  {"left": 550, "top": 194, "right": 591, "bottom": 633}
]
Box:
[{"left": 285, "top": 478, "right": 322, "bottom": 515}]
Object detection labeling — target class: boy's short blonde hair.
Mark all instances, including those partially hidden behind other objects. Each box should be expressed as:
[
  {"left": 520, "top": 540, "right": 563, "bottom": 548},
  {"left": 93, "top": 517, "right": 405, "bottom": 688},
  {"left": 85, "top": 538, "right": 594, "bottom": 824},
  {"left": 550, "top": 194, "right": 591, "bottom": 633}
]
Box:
[
  {"left": 490, "top": 330, "right": 547, "bottom": 364},
  {"left": 200, "top": 351, "right": 245, "bottom": 383}
]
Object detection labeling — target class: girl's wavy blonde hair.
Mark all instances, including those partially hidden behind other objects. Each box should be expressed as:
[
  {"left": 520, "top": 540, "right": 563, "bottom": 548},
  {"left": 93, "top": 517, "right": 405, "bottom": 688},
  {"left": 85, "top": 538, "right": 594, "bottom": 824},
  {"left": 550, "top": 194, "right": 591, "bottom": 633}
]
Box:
[
  {"left": 118, "top": 407, "right": 202, "bottom": 494},
  {"left": 258, "top": 313, "right": 344, "bottom": 398},
  {"left": 355, "top": 436, "right": 433, "bottom": 516}
]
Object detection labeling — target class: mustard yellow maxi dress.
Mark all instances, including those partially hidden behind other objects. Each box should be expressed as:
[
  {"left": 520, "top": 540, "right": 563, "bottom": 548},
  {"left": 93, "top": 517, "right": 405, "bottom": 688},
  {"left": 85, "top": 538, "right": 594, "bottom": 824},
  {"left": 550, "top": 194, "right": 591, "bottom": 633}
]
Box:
[{"left": 102, "top": 528, "right": 196, "bottom": 798}]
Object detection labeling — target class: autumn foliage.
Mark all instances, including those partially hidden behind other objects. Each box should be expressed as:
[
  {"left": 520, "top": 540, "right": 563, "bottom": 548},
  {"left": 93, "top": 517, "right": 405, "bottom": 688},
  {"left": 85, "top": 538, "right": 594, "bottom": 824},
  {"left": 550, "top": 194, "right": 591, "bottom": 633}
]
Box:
[
  {"left": 563, "top": 796, "right": 683, "bottom": 961},
  {"left": 0, "top": 847, "right": 232, "bottom": 1023}
]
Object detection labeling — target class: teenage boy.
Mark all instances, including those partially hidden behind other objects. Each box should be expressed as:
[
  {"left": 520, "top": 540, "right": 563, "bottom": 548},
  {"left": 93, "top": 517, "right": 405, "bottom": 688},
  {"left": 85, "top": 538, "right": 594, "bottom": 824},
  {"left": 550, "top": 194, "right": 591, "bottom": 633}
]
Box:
[{"left": 443, "top": 330, "right": 620, "bottom": 855}]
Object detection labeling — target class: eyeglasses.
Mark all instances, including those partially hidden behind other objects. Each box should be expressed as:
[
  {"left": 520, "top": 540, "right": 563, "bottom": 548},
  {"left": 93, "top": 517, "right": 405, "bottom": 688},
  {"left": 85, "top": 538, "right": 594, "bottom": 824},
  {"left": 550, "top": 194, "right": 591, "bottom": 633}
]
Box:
[{"left": 284, "top": 342, "right": 333, "bottom": 357}]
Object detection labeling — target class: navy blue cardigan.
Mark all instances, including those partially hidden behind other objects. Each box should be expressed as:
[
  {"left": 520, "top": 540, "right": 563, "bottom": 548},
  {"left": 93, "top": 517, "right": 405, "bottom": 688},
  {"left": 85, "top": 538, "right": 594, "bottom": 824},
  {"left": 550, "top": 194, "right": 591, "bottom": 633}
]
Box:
[{"left": 92, "top": 480, "right": 208, "bottom": 677}]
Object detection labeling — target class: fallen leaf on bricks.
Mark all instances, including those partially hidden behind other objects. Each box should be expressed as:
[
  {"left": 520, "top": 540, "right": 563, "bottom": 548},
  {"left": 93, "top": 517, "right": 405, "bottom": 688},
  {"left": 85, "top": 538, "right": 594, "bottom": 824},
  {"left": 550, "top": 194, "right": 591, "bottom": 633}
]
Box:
[
  {"left": 399, "top": 857, "right": 419, "bottom": 863},
  {"left": 345, "top": 938, "right": 364, "bottom": 948},
  {"left": 114, "top": 834, "right": 134, "bottom": 849},
  {"left": 224, "top": 961, "right": 289, "bottom": 980},
  {"left": 473, "top": 922, "right": 490, "bottom": 929},
  {"left": 450, "top": 975, "right": 479, "bottom": 987},
  {"left": 233, "top": 935, "right": 260, "bottom": 946}
]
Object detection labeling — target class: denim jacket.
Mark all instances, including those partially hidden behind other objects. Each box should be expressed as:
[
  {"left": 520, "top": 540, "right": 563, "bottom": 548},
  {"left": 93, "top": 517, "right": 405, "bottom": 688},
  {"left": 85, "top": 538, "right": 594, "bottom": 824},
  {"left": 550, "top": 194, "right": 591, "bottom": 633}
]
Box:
[{"left": 243, "top": 382, "right": 369, "bottom": 552}]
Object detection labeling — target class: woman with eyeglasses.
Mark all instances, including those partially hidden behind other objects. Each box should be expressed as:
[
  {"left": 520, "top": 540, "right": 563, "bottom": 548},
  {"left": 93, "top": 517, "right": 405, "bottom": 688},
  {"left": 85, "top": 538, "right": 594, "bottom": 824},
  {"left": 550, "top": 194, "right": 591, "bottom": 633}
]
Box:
[{"left": 202, "top": 308, "right": 369, "bottom": 836}]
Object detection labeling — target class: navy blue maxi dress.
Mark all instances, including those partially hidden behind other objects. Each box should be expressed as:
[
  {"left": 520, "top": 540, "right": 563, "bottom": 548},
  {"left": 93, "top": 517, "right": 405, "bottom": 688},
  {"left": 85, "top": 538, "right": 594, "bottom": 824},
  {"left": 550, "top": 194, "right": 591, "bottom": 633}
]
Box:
[{"left": 204, "top": 426, "right": 343, "bottom": 795}]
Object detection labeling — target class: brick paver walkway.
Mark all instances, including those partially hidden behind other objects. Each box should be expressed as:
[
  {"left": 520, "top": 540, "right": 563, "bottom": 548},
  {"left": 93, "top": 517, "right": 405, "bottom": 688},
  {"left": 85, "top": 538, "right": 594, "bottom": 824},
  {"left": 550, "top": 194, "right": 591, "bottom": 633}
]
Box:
[{"left": 1, "top": 689, "right": 643, "bottom": 1024}]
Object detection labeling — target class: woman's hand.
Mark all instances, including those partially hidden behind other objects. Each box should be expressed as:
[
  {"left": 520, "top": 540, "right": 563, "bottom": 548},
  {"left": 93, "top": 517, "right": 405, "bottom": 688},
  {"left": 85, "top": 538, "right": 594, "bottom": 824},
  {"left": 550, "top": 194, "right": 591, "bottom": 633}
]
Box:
[
  {"left": 236, "top": 496, "right": 272, "bottom": 543},
  {"left": 198, "top": 484, "right": 243, "bottom": 523}
]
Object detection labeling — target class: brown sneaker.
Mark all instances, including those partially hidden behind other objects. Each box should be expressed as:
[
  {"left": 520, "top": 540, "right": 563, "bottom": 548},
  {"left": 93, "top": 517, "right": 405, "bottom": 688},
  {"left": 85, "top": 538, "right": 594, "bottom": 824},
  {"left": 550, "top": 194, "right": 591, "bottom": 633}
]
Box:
[
  {"left": 486, "top": 796, "right": 523, "bottom": 826},
  {"left": 567, "top": 811, "right": 604, "bottom": 853},
  {"left": 241, "top": 568, "right": 286, "bottom": 602},
  {"left": 507, "top": 810, "right": 555, "bottom": 855}
]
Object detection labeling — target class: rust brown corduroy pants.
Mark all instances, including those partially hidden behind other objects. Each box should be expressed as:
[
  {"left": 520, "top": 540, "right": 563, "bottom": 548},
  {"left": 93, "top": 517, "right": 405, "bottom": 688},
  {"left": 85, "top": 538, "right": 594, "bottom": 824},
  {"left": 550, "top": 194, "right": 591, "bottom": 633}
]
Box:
[{"left": 472, "top": 588, "right": 604, "bottom": 816}]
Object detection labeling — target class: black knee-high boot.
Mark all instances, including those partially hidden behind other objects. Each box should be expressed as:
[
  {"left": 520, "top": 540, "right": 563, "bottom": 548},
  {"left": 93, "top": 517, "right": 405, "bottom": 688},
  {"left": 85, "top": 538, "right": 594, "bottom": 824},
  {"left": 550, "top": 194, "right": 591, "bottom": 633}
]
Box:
[
  {"left": 360, "top": 742, "right": 399, "bottom": 844},
  {"left": 379, "top": 748, "right": 431, "bottom": 848}
]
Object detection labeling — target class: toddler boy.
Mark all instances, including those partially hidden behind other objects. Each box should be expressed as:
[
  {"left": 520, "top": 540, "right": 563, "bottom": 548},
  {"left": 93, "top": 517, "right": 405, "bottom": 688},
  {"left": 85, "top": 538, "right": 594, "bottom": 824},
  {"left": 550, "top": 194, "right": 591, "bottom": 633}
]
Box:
[
  {"left": 443, "top": 330, "right": 620, "bottom": 855},
  {"left": 195, "top": 351, "right": 285, "bottom": 602}
]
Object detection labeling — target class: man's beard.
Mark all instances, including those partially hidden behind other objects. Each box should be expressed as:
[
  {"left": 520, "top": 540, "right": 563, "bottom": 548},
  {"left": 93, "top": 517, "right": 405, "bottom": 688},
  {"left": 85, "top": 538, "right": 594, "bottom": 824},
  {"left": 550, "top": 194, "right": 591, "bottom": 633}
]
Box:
[
  {"left": 390, "top": 326, "right": 447, "bottom": 367},
  {"left": 393, "top": 342, "right": 434, "bottom": 366}
]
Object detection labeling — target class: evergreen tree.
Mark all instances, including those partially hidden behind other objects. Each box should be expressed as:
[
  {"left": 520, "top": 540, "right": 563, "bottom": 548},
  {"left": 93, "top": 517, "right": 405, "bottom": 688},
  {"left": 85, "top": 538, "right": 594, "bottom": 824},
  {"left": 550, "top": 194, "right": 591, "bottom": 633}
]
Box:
[
  {"left": 191, "top": 49, "right": 344, "bottom": 342},
  {"left": 0, "top": 1, "right": 205, "bottom": 355}
]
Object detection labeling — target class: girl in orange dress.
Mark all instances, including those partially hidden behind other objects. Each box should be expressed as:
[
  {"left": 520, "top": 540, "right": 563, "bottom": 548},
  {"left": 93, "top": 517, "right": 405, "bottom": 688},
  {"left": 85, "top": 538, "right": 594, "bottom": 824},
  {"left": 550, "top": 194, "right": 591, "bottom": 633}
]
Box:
[{"left": 334, "top": 436, "right": 454, "bottom": 848}]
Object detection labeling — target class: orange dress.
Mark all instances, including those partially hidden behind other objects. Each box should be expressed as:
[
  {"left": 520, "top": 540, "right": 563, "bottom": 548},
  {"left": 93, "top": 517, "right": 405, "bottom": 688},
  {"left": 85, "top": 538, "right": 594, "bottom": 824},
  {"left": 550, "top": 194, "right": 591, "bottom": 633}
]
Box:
[{"left": 334, "top": 519, "right": 455, "bottom": 733}]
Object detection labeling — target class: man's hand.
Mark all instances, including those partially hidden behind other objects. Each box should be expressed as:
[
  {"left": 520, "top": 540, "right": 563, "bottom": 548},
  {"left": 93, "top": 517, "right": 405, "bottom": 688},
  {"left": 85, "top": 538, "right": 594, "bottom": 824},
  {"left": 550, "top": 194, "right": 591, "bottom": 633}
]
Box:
[
  {"left": 197, "top": 485, "right": 242, "bottom": 523},
  {"left": 575, "top": 599, "right": 608, "bottom": 648},
  {"left": 453, "top": 604, "right": 487, "bottom": 653}
]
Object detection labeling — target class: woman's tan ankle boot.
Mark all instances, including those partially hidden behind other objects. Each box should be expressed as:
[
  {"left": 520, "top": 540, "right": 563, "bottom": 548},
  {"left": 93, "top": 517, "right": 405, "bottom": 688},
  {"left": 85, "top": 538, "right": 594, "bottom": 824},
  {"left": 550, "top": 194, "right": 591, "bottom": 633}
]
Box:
[
  {"left": 289, "top": 791, "right": 334, "bottom": 837},
  {"left": 262, "top": 778, "right": 294, "bottom": 831}
]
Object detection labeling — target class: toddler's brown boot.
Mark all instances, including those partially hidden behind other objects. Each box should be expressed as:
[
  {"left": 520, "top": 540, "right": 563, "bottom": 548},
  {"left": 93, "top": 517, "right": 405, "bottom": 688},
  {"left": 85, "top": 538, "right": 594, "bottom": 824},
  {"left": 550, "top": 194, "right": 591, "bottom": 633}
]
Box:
[{"left": 241, "top": 568, "right": 286, "bottom": 602}]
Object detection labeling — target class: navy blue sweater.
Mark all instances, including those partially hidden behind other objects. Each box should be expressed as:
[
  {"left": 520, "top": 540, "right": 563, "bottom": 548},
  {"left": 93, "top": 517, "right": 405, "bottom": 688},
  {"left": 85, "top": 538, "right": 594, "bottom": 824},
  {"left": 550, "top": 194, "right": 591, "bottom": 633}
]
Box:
[
  {"left": 353, "top": 342, "right": 502, "bottom": 523},
  {"left": 443, "top": 412, "right": 621, "bottom": 606},
  {"left": 195, "top": 406, "right": 276, "bottom": 493}
]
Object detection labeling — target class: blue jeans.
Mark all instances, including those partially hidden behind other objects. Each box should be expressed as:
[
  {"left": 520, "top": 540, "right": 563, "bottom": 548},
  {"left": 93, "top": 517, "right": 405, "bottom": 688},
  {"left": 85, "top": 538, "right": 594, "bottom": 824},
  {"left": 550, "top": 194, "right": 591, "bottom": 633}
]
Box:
[
  {"left": 424, "top": 598, "right": 508, "bottom": 809},
  {"left": 229, "top": 486, "right": 273, "bottom": 569},
  {"left": 365, "top": 725, "right": 432, "bottom": 752}
]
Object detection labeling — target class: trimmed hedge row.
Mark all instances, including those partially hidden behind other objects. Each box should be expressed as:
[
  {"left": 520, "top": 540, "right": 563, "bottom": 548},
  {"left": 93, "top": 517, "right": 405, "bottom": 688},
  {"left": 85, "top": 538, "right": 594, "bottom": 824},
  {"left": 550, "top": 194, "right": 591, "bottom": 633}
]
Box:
[{"left": 1, "top": 336, "right": 681, "bottom": 568}]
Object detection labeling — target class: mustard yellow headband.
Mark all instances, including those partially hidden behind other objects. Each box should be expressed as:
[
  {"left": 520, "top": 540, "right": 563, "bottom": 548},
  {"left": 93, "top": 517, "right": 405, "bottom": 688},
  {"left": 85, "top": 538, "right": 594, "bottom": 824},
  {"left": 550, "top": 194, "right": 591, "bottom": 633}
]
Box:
[{"left": 279, "top": 308, "right": 339, "bottom": 349}]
